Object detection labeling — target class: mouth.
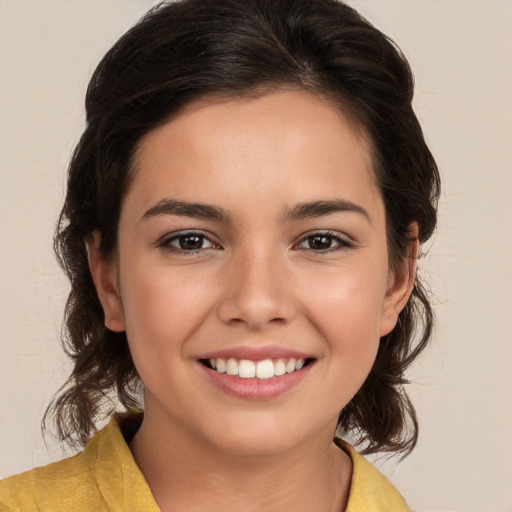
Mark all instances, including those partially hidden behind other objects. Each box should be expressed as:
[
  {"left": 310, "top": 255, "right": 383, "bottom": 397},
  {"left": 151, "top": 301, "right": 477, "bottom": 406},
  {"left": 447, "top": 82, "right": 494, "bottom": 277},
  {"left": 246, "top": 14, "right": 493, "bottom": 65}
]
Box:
[{"left": 200, "top": 357, "right": 316, "bottom": 380}]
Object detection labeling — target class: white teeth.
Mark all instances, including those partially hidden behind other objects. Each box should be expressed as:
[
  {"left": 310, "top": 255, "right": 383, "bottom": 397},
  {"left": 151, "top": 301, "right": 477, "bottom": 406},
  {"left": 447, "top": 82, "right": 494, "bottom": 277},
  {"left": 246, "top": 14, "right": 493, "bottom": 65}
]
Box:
[
  {"left": 238, "top": 359, "right": 256, "bottom": 378},
  {"left": 207, "top": 357, "right": 309, "bottom": 379},
  {"left": 216, "top": 358, "right": 226, "bottom": 373},
  {"left": 226, "top": 358, "right": 238, "bottom": 376},
  {"left": 285, "top": 358, "right": 296, "bottom": 373},
  {"left": 274, "top": 359, "right": 286, "bottom": 376},
  {"left": 256, "top": 359, "right": 275, "bottom": 379}
]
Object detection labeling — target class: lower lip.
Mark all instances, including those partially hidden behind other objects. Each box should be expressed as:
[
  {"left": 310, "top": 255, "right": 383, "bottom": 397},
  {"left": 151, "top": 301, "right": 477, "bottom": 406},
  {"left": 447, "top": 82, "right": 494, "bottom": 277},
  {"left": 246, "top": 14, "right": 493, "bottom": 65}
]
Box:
[{"left": 199, "top": 363, "right": 313, "bottom": 400}]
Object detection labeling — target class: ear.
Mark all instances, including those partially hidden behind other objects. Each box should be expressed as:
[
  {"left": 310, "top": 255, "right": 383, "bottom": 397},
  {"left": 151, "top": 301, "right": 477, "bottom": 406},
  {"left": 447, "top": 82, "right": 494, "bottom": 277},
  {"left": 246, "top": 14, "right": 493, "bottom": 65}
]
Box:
[
  {"left": 379, "top": 223, "right": 419, "bottom": 337},
  {"left": 85, "top": 231, "right": 126, "bottom": 332}
]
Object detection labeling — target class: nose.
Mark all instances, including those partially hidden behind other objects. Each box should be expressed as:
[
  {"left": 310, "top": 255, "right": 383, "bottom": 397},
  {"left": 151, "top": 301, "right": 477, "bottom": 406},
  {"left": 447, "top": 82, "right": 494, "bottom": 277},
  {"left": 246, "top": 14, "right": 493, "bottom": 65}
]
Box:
[{"left": 217, "top": 247, "right": 297, "bottom": 330}]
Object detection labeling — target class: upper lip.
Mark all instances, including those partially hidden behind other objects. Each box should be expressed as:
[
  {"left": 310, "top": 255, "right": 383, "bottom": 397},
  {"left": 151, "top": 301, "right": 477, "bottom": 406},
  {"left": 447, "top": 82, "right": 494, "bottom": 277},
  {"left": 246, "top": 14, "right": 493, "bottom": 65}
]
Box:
[{"left": 199, "top": 345, "right": 314, "bottom": 361}]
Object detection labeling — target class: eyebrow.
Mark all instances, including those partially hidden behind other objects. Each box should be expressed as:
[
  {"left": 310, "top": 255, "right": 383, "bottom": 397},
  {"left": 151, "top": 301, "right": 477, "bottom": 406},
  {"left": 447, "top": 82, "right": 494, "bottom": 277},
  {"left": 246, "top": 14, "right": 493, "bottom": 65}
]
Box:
[
  {"left": 142, "top": 198, "right": 370, "bottom": 224},
  {"left": 142, "top": 198, "right": 230, "bottom": 222},
  {"left": 281, "top": 199, "right": 371, "bottom": 224}
]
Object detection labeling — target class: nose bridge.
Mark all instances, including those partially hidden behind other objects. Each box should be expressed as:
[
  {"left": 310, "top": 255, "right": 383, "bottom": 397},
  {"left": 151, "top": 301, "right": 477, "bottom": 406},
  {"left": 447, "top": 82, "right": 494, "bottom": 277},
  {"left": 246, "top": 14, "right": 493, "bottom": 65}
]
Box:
[{"left": 218, "top": 241, "right": 295, "bottom": 328}]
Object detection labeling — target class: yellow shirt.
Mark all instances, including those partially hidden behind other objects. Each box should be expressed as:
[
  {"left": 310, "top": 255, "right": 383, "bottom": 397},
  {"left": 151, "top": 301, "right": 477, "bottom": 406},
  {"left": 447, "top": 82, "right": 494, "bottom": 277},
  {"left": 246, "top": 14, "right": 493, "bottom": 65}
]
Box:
[{"left": 0, "top": 415, "right": 409, "bottom": 512}]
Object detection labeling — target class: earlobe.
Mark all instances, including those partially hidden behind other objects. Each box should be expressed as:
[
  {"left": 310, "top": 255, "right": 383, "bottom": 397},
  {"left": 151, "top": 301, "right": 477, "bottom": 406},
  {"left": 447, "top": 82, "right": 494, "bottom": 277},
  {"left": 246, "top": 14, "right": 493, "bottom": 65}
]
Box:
[
  {"left": 379, "top": 223, "right": 419, "bottom": 337},
  {"left": 85, "top": 232, "right": 126, "bottom": 332}
]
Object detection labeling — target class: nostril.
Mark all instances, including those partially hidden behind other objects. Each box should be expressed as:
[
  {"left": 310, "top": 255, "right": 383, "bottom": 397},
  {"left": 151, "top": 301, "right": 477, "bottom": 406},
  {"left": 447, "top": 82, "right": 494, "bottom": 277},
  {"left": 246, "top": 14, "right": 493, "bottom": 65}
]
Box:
[{"left": 217, "top": 279, "right": 296, "bottom": 328}]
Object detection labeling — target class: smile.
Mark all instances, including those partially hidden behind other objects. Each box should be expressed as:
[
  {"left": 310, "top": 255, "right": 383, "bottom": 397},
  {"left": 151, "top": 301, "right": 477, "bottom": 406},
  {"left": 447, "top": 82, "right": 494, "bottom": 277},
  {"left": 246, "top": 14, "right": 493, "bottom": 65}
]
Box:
[{"left": 202, "top": 358, "right": 313, "bottom": 379}]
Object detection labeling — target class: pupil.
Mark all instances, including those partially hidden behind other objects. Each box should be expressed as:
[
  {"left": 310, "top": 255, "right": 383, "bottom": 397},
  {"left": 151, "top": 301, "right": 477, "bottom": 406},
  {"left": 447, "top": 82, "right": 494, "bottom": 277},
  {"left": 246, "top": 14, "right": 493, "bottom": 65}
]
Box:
[
  {"left": 180, "top": 235, "right": 202, "bottom": 250},
  {"left": 310, "top": 235, "right": 331, "bottom": 250}
]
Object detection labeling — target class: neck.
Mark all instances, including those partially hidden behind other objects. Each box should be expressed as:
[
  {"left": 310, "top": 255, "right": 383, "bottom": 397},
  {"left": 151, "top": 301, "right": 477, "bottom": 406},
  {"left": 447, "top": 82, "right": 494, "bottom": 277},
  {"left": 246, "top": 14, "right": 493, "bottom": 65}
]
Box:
[{"left": 129, "top": 411, "right": 352, "bottom": 512}]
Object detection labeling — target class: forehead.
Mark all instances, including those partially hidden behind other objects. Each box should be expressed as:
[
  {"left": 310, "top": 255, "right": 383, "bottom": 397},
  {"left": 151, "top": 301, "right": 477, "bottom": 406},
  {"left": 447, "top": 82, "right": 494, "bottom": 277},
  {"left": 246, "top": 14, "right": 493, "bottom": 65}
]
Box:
[{"left": 126, "top": 90, "right": 380, "bottom": 222}]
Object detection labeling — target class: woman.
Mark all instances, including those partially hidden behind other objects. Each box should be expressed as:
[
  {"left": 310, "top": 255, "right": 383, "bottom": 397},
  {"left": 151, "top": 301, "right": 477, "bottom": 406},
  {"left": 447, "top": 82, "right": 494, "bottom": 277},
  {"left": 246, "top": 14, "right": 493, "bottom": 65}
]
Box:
[{"left": 0, "top": 0, "right": 439, "bottom": 510}]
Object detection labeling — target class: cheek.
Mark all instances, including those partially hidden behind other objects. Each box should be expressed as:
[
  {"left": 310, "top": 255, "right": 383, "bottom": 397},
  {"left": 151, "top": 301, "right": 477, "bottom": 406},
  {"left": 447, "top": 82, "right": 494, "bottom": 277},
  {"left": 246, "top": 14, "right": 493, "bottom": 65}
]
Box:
[
  {"left": 285, "top": 265, "right": 387, "bottom": 421},
  {"left": 300, "top": 262, "right": 388, "bottom": 393},
  {"left": 119, "top": 263, "right": 216, "bottom": 359},
  {"left": 303, "top": 264, "right": 388, "bottom": 342}
]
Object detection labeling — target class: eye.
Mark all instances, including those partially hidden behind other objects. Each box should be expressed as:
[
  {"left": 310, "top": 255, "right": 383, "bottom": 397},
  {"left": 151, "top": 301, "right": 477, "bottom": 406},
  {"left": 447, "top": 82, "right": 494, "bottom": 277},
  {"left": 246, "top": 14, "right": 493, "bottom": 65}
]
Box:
[
  {"left": 296, "top": 231, "right": 352, "bottom": 252},
  {"left": 158, "top": 230, "right": 218, "bottom": 253}
]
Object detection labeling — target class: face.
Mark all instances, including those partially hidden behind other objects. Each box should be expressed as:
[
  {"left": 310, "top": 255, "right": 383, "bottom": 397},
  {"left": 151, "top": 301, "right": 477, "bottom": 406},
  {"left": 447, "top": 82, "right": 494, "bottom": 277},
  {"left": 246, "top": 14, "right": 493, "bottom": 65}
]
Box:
[{"left": 90, "top": 90, "right": 412, "bottom": 457}]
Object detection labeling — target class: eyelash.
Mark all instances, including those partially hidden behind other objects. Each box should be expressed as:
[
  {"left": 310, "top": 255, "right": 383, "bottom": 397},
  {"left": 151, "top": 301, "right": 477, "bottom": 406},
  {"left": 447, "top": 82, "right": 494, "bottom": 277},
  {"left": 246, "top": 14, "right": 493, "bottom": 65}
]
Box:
[
  {"left": 296, "top": 231, "right": 354, "bottom": 252},
  {"left": 157, "top": 230, "right": 354, "bottom": 255},
  {"left": 157, "top": 230, "right": 218, "bottom": 254}
]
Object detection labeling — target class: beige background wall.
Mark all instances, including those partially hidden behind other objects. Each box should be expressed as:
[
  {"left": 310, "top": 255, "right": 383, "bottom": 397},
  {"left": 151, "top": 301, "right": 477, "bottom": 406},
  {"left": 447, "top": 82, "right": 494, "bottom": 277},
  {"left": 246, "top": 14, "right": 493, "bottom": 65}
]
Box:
[{"left": 1, "top": 1, "right": 511, "bottom": 511}]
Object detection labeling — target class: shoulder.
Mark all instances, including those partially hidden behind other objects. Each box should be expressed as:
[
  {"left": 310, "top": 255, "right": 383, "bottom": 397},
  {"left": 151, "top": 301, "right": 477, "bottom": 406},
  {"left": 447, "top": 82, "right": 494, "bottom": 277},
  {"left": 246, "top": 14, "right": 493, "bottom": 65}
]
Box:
[
  {"left": 336, "top": 439, "right": 411, "bottom": 512},
  {"left": 0, "top": 451, "right": 93, "bottom": 512},
  {"left": 0, "top": 413, "right": 157, "bottom": 512}
]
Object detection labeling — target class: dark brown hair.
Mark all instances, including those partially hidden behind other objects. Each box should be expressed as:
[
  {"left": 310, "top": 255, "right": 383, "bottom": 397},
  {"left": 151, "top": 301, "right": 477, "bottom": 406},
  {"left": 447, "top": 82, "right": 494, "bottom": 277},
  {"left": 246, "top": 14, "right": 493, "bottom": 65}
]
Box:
[{"left": 44, "top": 0, "right": 440, "bottom": 456}]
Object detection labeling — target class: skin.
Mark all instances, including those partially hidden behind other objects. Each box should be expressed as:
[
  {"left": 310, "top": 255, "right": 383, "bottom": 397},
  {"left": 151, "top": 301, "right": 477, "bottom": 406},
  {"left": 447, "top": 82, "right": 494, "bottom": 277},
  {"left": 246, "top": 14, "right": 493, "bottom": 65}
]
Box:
[{"left": 88, "top": 90, "right": 417, "bottom": 512}]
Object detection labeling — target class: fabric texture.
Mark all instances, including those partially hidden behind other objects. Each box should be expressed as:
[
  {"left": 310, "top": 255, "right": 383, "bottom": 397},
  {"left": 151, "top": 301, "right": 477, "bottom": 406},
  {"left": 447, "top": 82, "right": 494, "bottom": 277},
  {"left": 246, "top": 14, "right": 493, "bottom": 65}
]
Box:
[{"left": 0, "top": 414, "right": 409, "bottom": 512}]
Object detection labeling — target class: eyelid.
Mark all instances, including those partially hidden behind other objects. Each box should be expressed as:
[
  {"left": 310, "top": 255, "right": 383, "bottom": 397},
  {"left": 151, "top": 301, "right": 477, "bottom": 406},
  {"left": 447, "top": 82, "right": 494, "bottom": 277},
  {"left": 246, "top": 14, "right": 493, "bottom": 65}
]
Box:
[
  {"left": 156, "top": 229, "right": 221, "bottom": 252},
  {"left": 294, "top": 230, "right": 355, "bottom": 252},
  {"left": 155, "top": 229, "right": 354, "bottom": 254}
]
